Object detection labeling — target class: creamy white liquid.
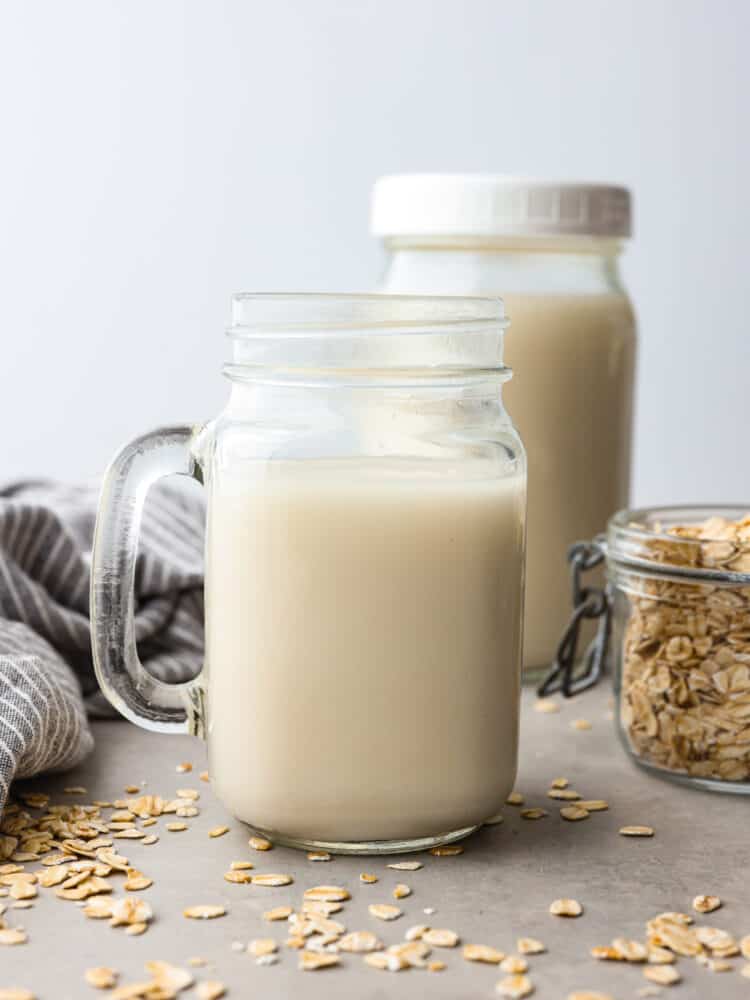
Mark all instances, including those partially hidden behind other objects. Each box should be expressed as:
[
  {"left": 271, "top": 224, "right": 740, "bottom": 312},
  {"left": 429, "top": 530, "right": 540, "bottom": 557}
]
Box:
[
  {"left": 503, "top": 294, "right": 635, "bottom": 671},
  {"left": 381, "top": 254, "right": 636, "bottom": 672},
  {"left": 205, "top": 461, "right": 525, "bottom": 843}
]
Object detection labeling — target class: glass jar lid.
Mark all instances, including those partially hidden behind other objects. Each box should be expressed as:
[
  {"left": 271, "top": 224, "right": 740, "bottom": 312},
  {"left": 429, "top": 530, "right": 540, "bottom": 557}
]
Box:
[{"left": 371, "top": 175, "right": 632, "bottom": 239}]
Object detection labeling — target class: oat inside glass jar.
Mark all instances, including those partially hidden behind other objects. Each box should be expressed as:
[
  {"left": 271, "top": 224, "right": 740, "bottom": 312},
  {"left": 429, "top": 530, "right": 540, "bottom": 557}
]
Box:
[{"left": 608, "top": 506, "right": 750, "bottom": 793}]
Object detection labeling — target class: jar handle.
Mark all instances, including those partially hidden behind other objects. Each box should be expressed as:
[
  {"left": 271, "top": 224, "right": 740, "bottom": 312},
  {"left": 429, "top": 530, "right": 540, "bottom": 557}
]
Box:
[
  {"left": 537, "top": 537, "right": 611, "bottom": 698},
  {"left": 90, "top": 425, "right": 206, "bottom": 737}
]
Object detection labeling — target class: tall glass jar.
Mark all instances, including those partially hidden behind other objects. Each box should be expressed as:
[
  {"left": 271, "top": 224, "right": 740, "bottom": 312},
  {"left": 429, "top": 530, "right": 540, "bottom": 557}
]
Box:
[
  {"left": 372, "top": 175, "right": 637, "bottom": 677},
  {"left": 91, "top": 293, "right": 527, "bottom": 853}
]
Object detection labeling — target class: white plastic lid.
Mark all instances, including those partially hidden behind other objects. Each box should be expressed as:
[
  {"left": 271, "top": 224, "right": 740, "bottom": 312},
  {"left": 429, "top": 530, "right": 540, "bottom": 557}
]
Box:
[{"left": 371, "top": 174, "right": 631, "bottom": 239}]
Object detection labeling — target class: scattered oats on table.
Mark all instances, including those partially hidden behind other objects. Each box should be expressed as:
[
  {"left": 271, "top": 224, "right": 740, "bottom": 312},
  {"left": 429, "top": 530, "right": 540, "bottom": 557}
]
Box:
[
  {"left": 302, "top": 900, "right": 343, "bottom": 916},
  {"left": 643, "top": 965, "right": 681, "bottom": 985},
  {"left": 520, "top": 808, "right": 548, "bottom": 820},
  {"left": 430, "top": 844, "right": 464, "bottom": 856},
  {"left": 496, "top": 973, "right": 534, "bottom": 997},
  {"left": 646, "top": 913, "right": 701, "bottom": 956},
  {"left": 196, "top": 983, "right": 226, "bottom": 1000},
  {"left": 224, "top": 870, "right": 252, "bottom": 884},
  {"left": 256, "top": 953, "right": 279, "bottom": 966},
  {"left": 692, "top": 894, "right": 721, "bottom": 913},
  {"left": 547, "top": 788, "right": 581, "bottom": 801},
  {"left": 560, "top": 806, "right": 589, "bottom": 821},
  {"left": 619, "top": 825, "right": 654, "bottom": 837},
  {"left": 387, "top": 861, "right": 422, "bottom": 870},
  {"left": 303, "top": 886, "right": 350, "bottom": 902},
  {"left": 549, "top": 898, "right": 583, "bottom": 917},
  {"left": 389, "top": 940, "right": 431, "bottom": 968},
  {"left": 484, "top": 813, "right": 504, "bottom": 825},
  {"left": 694, "top": 925, "right": 736, "bottom": 952},
  {"left": 264, "top": 905, "right": 292, "bottom": 922},
  {"left": 567, "top": 994, "right": 615, "bottom": 1000},
  {"left": 251, "top": 873, "right": 293, "bottom": 887},
  {"left": 500, "top": 955, "right": 528, "bottom": 973},
  {"left": 517, "top": 937, "right": 545, "bottom": 955},
  {"left": 505, "top": 791, "right": 524, "bottom": 806},
  {"left": 368, "top": 903, "right": 402, "bottom": 921},
  {"left": 360, "top": 873, "right": 378, "bottom": 884},
  {"left": 422, "top": 928, "right": 459, "bottom": 948},
  {"left": 84, "top": 967, "right": 117, "bottom": 989},
  {"left": 534, "top": 699, "right": 560, "bottom": 713},
  {"left": 463, "top": 943, "right": 505, "bottom": 964},
  {"left": 647, "top": 945, "right": 675, "bottom": 964},
  {"left": 209, "top": 826, "right": 229, "bottom": 839},
  {"left": 571, "top": 719, "right": 592, "bottom": 730},
  {"left": 248, "top": 835, "right": 272, "bottom": 851},
  {"left": 611, "top": 937, "right": 647, "bottom": 961},
  {"left": 299, "top": 951, "right": 340, "bottom": 971},
  {"left": 364, "top": 951, "right": 406, "bottom": 971},
  {"left": 183, "top": 905, "right": 226, "bottom": 920},
  {"left": 705, "top": 957, "right": 733, "bottom": 972},
  {"left": 176, "top": 762, "right": 192, "bottom": 773},
  {"left": 338, "top": 930, "right": 382, "bottom": 953},
  {"left": 393, "top": 883, "right": 411, "bottom": 899},
  {"left": 248, "top": 938, "right": 277, "bottom": 957},
  {"left": 124, "top": 871, "right": 152, "bottom": 891},
  {"left": 0, "top": 929, "right": 27, "bottom": 945},
  {"left": 176, "top": 789, "right": 199, "bottom": 801},
  {"left": 307, "top": 851, "right": 331, "bottom": 862}
]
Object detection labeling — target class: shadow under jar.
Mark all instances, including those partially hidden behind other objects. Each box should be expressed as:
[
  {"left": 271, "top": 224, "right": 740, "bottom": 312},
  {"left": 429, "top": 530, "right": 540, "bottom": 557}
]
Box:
[
  {"left": 91, "top": 293, "right": 527, "bottom": 853},
  {"left": 609, "top": 506, "right": 750, "bottom": 793}
]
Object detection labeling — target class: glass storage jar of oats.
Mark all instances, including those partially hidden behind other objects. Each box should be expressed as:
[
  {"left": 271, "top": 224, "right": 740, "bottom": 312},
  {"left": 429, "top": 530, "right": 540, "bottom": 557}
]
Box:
[
  {"left": 588, "top": 506, "right": 750, "bottom": 794},
  {"left": 372, "top": 175, "right": 637, "bottom": 677}
]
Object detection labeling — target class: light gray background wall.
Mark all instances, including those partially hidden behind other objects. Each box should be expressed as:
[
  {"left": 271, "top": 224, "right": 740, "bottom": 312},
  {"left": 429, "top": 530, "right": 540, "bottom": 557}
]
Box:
[{"left": 1, "top": 0, "right": 748, "bottom": 505}]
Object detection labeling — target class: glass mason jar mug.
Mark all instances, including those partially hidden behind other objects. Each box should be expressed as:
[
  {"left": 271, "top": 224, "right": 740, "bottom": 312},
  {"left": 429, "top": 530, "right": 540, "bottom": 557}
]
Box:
[{"left": 91, "top": 294, "right": 527, "bottom": 853}]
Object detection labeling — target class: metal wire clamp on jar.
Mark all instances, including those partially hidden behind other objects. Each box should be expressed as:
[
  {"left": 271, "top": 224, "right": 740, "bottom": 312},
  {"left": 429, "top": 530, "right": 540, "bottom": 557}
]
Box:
[{"left": 540, "top": 505, "right": 750, "bottom": 794}]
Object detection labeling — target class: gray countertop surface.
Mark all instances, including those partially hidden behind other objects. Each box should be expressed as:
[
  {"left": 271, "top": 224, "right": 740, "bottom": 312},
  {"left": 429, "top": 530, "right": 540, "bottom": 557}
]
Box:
[{"left": 3, "top": 684, "right": 748, "bottom": 1000}]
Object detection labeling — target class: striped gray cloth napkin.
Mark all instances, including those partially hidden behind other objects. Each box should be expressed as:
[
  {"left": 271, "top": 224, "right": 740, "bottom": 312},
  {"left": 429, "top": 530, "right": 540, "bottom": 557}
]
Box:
[{"left": 0, "top": 480, "right": 204, "bottom": 811}]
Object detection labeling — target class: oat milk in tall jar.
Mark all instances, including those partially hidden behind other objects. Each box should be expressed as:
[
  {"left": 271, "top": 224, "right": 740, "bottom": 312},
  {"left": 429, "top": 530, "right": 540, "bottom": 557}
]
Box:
[{"left": 372, "top": 176, "right": 636, "bottom": 675}]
